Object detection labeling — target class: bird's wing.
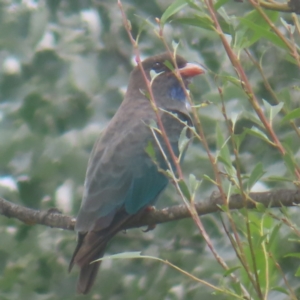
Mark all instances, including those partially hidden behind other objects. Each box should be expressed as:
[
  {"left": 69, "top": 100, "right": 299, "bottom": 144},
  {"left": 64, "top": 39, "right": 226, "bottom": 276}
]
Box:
[{"left": 75, "top": 118, "right": 168, "bottom": 232}]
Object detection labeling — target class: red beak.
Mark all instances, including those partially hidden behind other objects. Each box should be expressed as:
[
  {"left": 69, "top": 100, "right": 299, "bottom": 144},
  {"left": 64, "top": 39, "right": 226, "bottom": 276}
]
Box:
[{"left": 178, "top": 63, "right": 205, "bottom": 77}]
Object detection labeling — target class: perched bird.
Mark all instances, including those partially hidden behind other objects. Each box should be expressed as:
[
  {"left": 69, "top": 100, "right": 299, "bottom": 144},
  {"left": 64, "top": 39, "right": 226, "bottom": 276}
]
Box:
[{"left": 69, "top": 53, "right": 205, "bottom": 294}]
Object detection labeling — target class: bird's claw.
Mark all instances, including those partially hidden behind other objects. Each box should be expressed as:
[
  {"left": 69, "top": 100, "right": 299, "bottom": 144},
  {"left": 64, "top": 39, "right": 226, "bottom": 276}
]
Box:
[{"left": 143, "top": 224, "right": 156, "bottom": 232}]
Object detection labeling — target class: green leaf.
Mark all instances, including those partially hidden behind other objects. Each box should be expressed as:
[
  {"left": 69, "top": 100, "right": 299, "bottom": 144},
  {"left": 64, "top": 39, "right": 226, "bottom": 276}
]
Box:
[
  {"left": 223, "top": 266, "right": 241, "bottom": 277},
  {"left": 278, "top": 87, "right": 292, "bottom": 109},
  {"left": 284, "top": 252, "right": 300, "bottom": 259},
  {"left": 283, "top": 153, "right": 295, "bottom": 175},
  {"left": 178, "top": 126, "right": 190, "bottom": 158},
  {"left": 240, "top": 19, "right": 285, "bottom": 48},
  {"left": 247, "top": 162, "right": 265, "bottom": 191},
  {"left": 203, "top": 174, "right": 218, "bottom": 185},
  {"left": 280, "top": 203, "right": 289, "bottom": 218},
  {"left": 260, "top": 233, "right": 270, "bottom": 244},
  {"left": 295, "top": 266, "right": 300, "bottom": 277},
  {"left": 271, "top": 286, "right": 289, "bottom": 295},
  {"left": 214, "top": 0, "right": 230, "bottom": 10},
  {"left": 281, "top": 107, "right": 300, "bottom": 123},
  {"left": 265, "top": 176, "right": 293, "bottom": 182},
  {"left": 237, "top": 11, "right": 287, "bottom": 50},
  {"left": 270, "top": 102, "right": 284, "bottom": 120},
  {"left": 186, "top": 0, "right": 203, "bottom": 12},
  {"left": 262, "top": 99, "right": 284, "bottom": 122},
  {"left": 233, "top": 131, "right": 246, "bottom": 151},
  {"left": 287, "top": 238, "right": 300, "bottom": 243},
  {"left": 262, "top": 214, "right": 273, "bottom": 229},
  {"left": 268, "top": 223, "right": 281, "bottom": 249},
  {"left": 145, "top": 141, "right": 156, "bottom": 160},
  {"left": 94, "top": 251, "right": 143, "bottom": 262},
  {"left": 163, "top": 59, "right": 174, "bottom": 71},
  {"left": 217, "top": 204, "right": 229, "bottom": 212},
  {"left": 188, "top": 173, "right": 201, "bottom": 196},
  {"left": 244, "top": 127, "right": 274, "bottom": 145},
  {"left": 217, "top": 74, "right": 243, "bottom": 87},
  {"left": 161, "top": 0, "right": 188, "bottom": 25},
  {"left": 93, "top": 251, "right": 164, "bottom": 264},
  {"left": 175, "top": 16, "right": 215, "bottom": 31},
  {"left": 255, "top": 202, "right": 266, "bottom": 212},
  {"left": 216, "top": 123, "right": 231, "bottom": 168},
  {"left": 178, "top": 179, "right": 191, "bottom": 200},
  {"left": 239, "top": 111, "right": 262, "bottom": 127}
]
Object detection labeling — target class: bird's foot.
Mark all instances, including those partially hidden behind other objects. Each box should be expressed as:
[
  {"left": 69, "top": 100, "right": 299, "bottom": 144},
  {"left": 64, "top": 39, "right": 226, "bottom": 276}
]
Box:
[
  {"left": 141, "top": 206, "right": 156, "bottom": 232},
  {"left": 143, "top": 224, "right": 156, "bottom": 232},
  {"left": 145, "top": 205, "right": 156, "bottom": 212}
]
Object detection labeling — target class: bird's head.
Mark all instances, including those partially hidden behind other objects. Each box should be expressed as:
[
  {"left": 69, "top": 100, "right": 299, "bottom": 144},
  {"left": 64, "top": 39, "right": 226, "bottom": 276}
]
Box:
[{"left": 126, "top": 52, "right": 205, "bottom": 109}]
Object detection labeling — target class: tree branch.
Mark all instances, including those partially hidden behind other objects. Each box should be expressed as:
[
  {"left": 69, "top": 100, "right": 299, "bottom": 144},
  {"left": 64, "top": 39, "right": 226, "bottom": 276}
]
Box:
[
  {"left": 243, "top": 0, "right": 300, "bottom": 14},
  {"left": 1, "top": 189, "right": 300, "bottom": 232}
]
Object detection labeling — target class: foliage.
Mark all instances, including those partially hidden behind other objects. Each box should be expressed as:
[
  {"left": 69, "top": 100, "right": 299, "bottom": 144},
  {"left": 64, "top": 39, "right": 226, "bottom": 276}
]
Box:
[{"left": 0, "top": 0, "right": 300, "bottom": 299}]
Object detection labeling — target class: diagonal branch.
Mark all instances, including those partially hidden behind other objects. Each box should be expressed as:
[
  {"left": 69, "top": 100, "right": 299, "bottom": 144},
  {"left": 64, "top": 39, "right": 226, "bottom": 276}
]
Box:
[
  {"left": 255, "top": 0, "right": 300, "bottom": 14},
  {"left": 0, "top": 189, "right": 299, "bottom": 231}
]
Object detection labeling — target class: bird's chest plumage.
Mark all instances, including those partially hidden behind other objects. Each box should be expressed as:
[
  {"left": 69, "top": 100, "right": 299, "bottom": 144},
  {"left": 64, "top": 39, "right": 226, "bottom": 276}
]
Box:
[
  {"left": 169, "top": 84, "right": 186, "bottom": 102},
  {"left": 103, "top": 99, "right": 191, "bottom": 169}
]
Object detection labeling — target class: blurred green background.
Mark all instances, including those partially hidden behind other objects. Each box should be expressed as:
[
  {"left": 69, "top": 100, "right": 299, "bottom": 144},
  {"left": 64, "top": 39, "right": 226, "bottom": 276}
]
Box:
[{"left": 0, "top": 0, "right": 299, "bottom": 299}]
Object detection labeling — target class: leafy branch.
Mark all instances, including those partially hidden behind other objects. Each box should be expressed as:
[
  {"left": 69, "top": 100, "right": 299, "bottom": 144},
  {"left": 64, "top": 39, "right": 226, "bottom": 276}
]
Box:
[{"left": 250, "top": 0, "right": 300, "bottom": 14}]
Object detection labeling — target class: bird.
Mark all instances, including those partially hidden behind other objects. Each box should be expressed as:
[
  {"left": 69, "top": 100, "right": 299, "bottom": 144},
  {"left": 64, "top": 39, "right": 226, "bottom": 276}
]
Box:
[{"left": 69, "top": 52, "right": 205, "bottom": 294}]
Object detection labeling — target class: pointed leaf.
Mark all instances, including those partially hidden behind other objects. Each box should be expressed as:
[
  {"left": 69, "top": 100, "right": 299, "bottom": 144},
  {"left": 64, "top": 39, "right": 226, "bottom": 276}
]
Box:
[
  {"left": 239, "top": 14, "right": 287, "bottom": 49},
  {"left": 203, "top": 174, "right": 218, "bottom": 185},
  {"left": 94, "top": 251, "right": 143, "bottom": 262},
  {"left": 176, "top": 16, "right": 217, "bottom": 32},
  {"left": 145, "top": 141, "right": 156, "bottom": 160},
  {"left": 281, "top": 107, "right": 300, "bottom": 123},
  {"left": 255, "top": 202, "right": 266, "bottom": 212},
  {"left": 284, "top": 252, "right": 300, "bottom": 259},
  {"left": 216, "top": 123, "right": 231, "bottom": 168},
  {"left": 214, "top": 0, "right": 230, "bottom": 10},
  {"left": 161, "top": 0, "right": 188, "bottom": 25},
  {"left": 223, "top": 266, "right": 241, "bottom": 277},
  {"left": 265, "top": 176, "right": 293, "bottom": 182},
  {"left": 244, "top": 127, "right": 274, "bottom": 145},
  {"left": 178, "top": 179, "right": 191, "bottom": 200},
  {"left": 188, "top": 173, "right": 201, "bottom": 196},
  {"left": 295, "top": 266, "right": 300, "bottom": 277},
  {"left": 271, "top": 286, "right": 289, "bottom": 295},
  {"left": 247, "top": 162, "right": 265, "bottom": 191},
  {"left": 262, "top": 99, "right": 284, "bottom": 122},
  {"left": 178, "top": 126, "right": 190, "bottom": 157},
  {"left": 270, "top": 102, "right": 284, "bottom": 121},
  {"left": 233, "top": 131, "right": 246, "bottom": 151},
  {"left": 268, "top": 223, "right": 282, "bottom": 249},
  {"left": 283, "top": 153, "right": 295, "bottom": 175}
]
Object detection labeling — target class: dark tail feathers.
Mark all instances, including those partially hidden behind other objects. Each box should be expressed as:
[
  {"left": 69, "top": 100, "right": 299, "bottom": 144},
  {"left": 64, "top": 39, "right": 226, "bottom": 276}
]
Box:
[
  {"left": 69, "top": 231, "right": 109, "bottom": 295},
  {"left": 69, "top": 209, "right": 140, "bottom": 294}
]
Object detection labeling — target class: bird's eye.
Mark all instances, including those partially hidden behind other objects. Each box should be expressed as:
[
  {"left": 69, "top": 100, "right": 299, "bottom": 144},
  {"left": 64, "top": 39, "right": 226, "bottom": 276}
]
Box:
[{"left": 152, "top": 62, "right": 163, "bottom": 71}]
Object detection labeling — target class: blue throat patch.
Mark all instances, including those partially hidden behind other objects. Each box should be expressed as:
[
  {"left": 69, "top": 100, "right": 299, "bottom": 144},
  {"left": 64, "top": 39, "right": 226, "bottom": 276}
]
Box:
[{"left": 169, "top": 84, "right": 186, "bottom": 102}]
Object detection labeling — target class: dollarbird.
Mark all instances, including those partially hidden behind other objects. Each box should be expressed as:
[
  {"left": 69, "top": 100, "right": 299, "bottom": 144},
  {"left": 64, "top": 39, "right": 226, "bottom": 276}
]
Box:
[{"left": 69, "top": 52, "right": 205, "bottom": 294}]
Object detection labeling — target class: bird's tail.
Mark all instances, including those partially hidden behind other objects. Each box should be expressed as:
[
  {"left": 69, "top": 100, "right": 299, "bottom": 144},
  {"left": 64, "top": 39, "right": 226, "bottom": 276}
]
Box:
[
  {"left": 69, "top": 230, "right": 111, "bottom": 294},
  {"left": 69, "top": 209, "right": 139, "bottom": 294}
]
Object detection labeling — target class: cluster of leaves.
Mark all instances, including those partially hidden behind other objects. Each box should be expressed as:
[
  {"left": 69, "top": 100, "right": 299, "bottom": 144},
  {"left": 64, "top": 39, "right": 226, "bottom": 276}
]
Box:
[{"left": 0, "top": 0, "right": 300, "bottom": 299}]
